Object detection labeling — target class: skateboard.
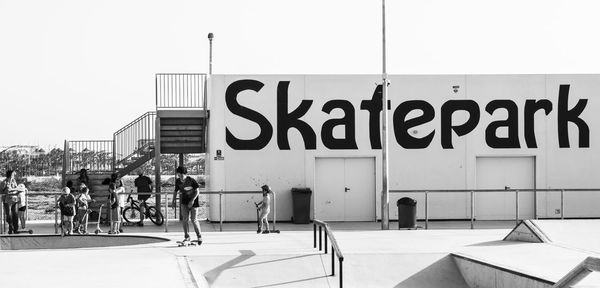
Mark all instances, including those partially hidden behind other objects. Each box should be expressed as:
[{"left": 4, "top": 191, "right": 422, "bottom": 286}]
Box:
[
  {"left": 177, "top": 240, "right": 202, "bottom": 247},
  {"left": 15, "top": 229, "right": 33, "bottom": 234}
]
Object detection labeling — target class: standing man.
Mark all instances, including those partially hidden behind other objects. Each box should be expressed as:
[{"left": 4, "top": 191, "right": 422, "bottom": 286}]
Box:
[
  {"left": 134, "top": 171, "right": 153, "bottom": 226},
  {"left": 1, "top": 170, "right": 19, "bottom": 234},
  {"left": 171, "top": 166, "right": 202, "bottom": 244}
]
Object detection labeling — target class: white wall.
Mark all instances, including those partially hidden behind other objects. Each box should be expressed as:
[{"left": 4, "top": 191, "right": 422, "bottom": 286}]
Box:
[{"left": 208, "top": 74, "right": 600, "bottom": 221}]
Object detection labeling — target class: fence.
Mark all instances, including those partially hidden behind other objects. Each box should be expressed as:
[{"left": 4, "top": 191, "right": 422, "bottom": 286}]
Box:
[
  {"left": 390, "top": 188, "right": 600, "bottom": 229},
  {"left": 155, "top": 73, "right": 207, "bottom": 109},
  {"left": 0, "top": 190, "right": 277, "bottom": 235},
  {"left": 63, "top": 140, "right": 114, "bottom": 176},
  {"left": 313, "top": 219, "right": 344, "bottom": 288},
  {"left": 113, "top": 111, "right": 156, "bottom": 169}
]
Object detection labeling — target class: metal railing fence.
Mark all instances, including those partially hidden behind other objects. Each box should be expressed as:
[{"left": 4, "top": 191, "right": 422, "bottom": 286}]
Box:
[
  {"left": 390, "top": 188, "right": 600, "bottom": 229},
  {"left": 313, "top": 219, "right": 344, "bottom": 288},
  {"left": 63, "top": 140, "right": 114, "bottom": 175},
  {"left": 1, "top": 190, "right": 277, "bottom": 235},
  {"left": 156, "top": 73, "right": 207, "bottom": 109}
]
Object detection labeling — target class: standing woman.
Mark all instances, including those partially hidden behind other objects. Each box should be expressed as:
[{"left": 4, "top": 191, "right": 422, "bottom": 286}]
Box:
[{"left": 1, "top": 170, "right": 20, "bottom": 234}]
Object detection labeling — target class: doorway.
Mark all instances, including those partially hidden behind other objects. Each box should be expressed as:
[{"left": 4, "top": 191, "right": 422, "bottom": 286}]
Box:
[
  {"left": 475, "top": 156, "right": 535, "bottom": 220},
  {"left": 315, "top": 157, "right": 376, "bottom": 221}
]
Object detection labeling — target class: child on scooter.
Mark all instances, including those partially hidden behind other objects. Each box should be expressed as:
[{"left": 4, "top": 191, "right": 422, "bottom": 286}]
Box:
[
  {"left": 255, "top": 185, "right": 272, "bottom": 234},
  {"left": 75, "top": 186, "right": 94, "bottom": 234}
]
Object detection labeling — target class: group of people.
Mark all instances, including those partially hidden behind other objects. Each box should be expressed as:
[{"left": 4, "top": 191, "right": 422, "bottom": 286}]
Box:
[
  {"left": 2, "top": 166, "right": 274, "bottom": 243},
  {"left": 0, "top": 170, "right": 28, "bottom": 234},
  {"left": 57, "top": 178, "right": 95, "bottom": 235}
]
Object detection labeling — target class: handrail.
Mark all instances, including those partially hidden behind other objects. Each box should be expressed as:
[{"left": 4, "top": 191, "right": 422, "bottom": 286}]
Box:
[
  {"left": 313, "top": 219, "right": 344, "bottom": 288},
  {"left": 390, "top": 188, "right": 600, "bottom": 229},
  {"left": 553, "top": 257, "right": 600, "bottom": 287},
  {"left": 155, "top": 73, "right": 207, "bottom": 109},
  {"left": 113, "top": 111, "right": 156, "bottom": 172},
  {"left": 3, "top": 190, "right": 277, "bottom": 235}
]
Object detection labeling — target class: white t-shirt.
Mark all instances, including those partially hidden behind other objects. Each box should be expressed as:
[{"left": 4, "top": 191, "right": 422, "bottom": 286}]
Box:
[{"left": 115, "top": 186, "right": 126, "bottom": 208}]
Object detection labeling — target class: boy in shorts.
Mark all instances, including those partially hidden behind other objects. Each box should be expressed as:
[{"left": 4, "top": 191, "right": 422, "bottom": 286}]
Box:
[{"left": 57, "top": 187, "right": 76, "bottom": 235}]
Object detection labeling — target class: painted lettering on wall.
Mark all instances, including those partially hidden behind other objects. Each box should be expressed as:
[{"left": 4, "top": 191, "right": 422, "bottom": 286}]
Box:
[{"left": 225, "top": 80, "right": 590, "bottom": 150}]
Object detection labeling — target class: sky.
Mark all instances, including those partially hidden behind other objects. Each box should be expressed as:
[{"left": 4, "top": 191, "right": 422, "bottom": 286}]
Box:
[{"left": 1, "top": 0, "right": 600, "bottom": 149}]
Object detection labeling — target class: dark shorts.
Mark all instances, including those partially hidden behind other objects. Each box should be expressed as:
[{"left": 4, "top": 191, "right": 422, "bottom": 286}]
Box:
[
  {"left": 62, "top": 207, "right": 75, "bottom": 217},
  {"left": 18, "top": 206, "right": 26, "bottom": 212}
]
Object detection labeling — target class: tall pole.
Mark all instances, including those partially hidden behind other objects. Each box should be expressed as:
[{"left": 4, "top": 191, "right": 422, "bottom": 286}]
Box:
[
  {"left": 381, "top": 0, "right": 390, "bottom": 230},
  {"left": 208, "top": 33, "right": 214, "bottom": 75}
]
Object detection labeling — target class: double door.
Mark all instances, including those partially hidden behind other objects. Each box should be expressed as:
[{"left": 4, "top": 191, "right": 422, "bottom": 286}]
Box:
[{"left": 315, "top": 157, "right": 375, "bottom": 221}]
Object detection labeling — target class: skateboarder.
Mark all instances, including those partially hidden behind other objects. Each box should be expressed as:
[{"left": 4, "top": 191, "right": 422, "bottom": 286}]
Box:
[{"left": 171, "top": 166, "right": 202, "bottom": 244}]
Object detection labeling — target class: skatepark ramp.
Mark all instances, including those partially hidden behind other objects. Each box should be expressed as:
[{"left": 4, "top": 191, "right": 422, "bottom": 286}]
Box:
[
  {"left": 0, "top": 234, "right": 169, "bottom": 250},
  {"left": 451, "top": 220, "right": 600, "bottom": 287}
]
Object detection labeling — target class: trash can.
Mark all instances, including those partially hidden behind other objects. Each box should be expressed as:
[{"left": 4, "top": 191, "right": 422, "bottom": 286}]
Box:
[
  {"left": 291, "top": 188, "right": 312, "bottom": 224},
  {"left": 397, "top": 197, "right": 417, "bottom": 229}
]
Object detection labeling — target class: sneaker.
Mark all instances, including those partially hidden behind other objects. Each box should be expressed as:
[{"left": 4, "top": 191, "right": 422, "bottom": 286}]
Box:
[
  {"left": 108, "top": 231, "right": 114, "bottom": 235},
  {"left": 197, "top": 235, "right": 203, "bottom": 244},
  {"left": 8, "top": 230, "right": 13, "bottom": 235},
  {"left": 261, "top": 230, "right": 270, "bottom": 234},
  {"left": 183, "top": 236, "right": 191, "bottom": 242},
  {"left": 256, "top": 229, "right": 261, "bottom": 234}
]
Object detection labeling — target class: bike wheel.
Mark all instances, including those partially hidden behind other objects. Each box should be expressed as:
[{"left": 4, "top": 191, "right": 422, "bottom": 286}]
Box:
[
  {"left": 122, "top": 207, "right": 141, "bottom": 223},
  {"left": 148, "top": 206, "right": 164, "bottom": 226}
]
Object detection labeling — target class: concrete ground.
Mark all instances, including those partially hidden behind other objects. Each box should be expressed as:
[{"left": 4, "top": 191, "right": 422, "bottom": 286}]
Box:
[{"left": 0, "top": 219, "right": 597, "bottom": 287}]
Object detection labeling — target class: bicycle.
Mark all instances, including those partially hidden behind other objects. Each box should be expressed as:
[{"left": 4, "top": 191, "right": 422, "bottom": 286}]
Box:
[{"left": 122, "top": 191, "right": 164, "bottom": 226}]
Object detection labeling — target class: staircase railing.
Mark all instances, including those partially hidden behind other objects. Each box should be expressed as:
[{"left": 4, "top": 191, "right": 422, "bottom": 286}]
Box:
[{"left": 113, "top": 111, "right": 156, "bottom": 171}]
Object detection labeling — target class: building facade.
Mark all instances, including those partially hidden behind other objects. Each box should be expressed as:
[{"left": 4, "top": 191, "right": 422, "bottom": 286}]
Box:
[{"left": 207, "top": 74, "right": 600, "bottom": 222}]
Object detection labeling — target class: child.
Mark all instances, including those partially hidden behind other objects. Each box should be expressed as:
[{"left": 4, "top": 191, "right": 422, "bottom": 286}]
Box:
[
  {"left": 16, "top": 184, "right": 28, "bottom": 230},
  {"left": 108, "top": 183, "right": 120, "bottom": 234},
  {"left": 57, "top": 187, "right": 76, "bottom": 235},
  {"left": 75, "top": 186, "right": 94, "bottom": 234},
  {"left": 255, "top": 185, "right": 272, "bottom": 234}
]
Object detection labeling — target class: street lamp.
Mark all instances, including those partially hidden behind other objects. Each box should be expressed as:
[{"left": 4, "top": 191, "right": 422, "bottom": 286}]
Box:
[{"left": 208, "top": 32, "right": 214, "bottom": 75}]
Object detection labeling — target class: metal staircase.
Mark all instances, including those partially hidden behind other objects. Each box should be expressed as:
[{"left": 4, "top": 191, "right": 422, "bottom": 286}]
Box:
[
  {"left": 63, "top": 73, "right": 208, "bottom": 179},
  {"left": 113, "top": 111, "right": 157, "bottom": 177}
]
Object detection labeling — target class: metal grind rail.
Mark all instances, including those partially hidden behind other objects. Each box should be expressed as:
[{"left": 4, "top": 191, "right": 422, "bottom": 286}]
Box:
[
  {"left": 313, "top": 219, "right": 344, "bottom": 288},
  {"left": 1, "top": 190, "right": 277, "bottom": 234},
  {"left": 390, "top": 188, "right": 600, "bottom": 229}
]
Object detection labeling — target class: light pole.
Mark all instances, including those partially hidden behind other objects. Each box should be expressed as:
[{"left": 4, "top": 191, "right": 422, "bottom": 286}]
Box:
[
  {"left": 208, "top": 32, "right": 214, "bottom": 75},
  {"left": 381, "top": 0, "right": 390, "bottom": 230}
]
